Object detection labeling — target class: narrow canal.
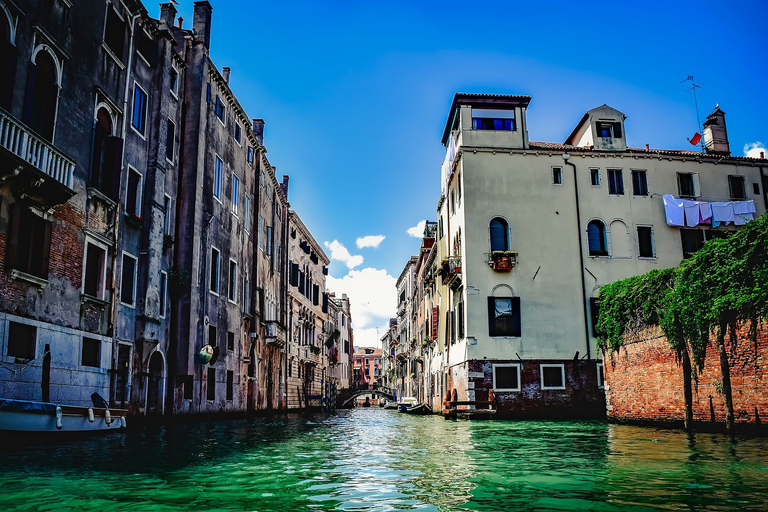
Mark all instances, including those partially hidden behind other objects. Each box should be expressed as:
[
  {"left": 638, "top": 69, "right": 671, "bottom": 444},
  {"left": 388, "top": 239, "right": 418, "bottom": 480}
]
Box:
[{"left": 2, "top": 408, "right": 768, "bottom": 511}]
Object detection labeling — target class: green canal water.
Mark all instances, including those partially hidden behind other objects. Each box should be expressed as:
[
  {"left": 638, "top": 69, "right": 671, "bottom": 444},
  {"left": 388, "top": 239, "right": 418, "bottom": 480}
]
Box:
[{"left": 1, "top": 408, "right": 768, "bottom": 511}]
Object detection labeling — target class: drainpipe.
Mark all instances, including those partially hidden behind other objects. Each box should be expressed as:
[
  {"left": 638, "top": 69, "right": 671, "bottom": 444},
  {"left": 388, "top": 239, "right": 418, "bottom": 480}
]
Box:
[
  {"left": 109, "top": 9, "right": 143, "bottom": 407},
  {"left": 562, "top": 153, "right": 591, "bottom": 360}
]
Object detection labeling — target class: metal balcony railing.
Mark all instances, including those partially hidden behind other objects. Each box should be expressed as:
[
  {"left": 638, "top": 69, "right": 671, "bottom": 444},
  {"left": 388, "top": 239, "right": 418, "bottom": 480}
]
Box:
[{"left": 0, "top": 108, "right": 75, "bottom": 189}]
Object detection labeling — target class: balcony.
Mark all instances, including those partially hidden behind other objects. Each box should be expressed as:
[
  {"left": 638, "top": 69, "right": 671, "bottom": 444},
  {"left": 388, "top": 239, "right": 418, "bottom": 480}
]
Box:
[
  {"left": 0, "top": 108, "right": 75, "bottom": 206},
  {"left": 488, "top": 251, "right": 518, "bottom": 272},
  {"left": 264, "top": 321, "right": 287, "bottom": 348},
  {"left": 439, "top": 256, "right": 462, "bottom": 290}
]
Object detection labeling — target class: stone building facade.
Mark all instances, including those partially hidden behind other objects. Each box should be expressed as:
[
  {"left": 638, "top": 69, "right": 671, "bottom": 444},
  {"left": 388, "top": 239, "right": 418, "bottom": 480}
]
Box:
[{"left": 0, "top": 0, "right": 350, "bottom": 417}]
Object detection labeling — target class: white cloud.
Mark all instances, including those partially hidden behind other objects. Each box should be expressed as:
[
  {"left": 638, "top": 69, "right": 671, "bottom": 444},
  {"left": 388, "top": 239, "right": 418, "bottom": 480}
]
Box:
[
  {"left": 352, "top": 326, "right": 386, "bottom": 349},
  {"left": 323, "top": 240, "right": 364, "bottom": 269},
  {"left": 407, "top": 220, "right": 427, "bottom": 237},
  {"left": 326, "top": 267, "right": 396, "bottom": 331},
  {"left": 744, "top": 142, "right": 766, "bottom": 159},
  {"left": 356, "top": 235, "right": 385, "bottom": 249}
]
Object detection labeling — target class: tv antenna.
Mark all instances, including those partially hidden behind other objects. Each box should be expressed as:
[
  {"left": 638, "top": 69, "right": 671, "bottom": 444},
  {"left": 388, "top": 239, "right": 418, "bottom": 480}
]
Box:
[{"left": 681, "top": 75, "right": 705, "bottom": 150}]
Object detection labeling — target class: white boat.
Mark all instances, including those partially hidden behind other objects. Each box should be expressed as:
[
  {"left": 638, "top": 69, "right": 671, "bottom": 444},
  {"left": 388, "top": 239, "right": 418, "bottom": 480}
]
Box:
[
  {"left": 0, "top": 398, "right": 127, "bottom": 433},
  {"left": 397, "top": 397, "right": 418, "bottom": 412}
]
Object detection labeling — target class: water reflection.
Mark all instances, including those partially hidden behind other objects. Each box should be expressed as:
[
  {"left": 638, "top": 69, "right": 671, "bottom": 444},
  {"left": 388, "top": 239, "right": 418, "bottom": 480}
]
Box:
[{"left": 0, "top": 410, "right": 767, "bottom": 511}]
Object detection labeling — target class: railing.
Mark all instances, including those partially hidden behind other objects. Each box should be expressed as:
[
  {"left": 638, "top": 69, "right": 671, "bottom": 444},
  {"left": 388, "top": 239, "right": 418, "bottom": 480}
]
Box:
[
  {"left": 440, "top": 256, "right": 462, "bottom": 289},
  {"left": 0, "top": 108, "right": 75, "bottom": 189}
]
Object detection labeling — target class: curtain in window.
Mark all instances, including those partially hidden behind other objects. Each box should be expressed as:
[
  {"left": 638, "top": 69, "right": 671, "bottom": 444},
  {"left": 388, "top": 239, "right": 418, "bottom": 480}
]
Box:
[{"left": 587, "top": 221, "right": 606, "bottom": 254}]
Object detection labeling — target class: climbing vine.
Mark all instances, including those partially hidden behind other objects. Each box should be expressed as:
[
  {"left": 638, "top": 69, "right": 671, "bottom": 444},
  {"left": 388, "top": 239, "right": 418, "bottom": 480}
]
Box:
[{"left": 597, "top": 212, "right": 768, "bottom": 366}]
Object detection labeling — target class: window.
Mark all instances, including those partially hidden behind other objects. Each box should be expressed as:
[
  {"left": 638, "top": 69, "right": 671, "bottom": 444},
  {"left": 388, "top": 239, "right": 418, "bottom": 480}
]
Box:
[
  {"left": 541, "top": 364, "right": 565, "bottom": 390},
  {"left": 244, "top": 196, "right": 251, "bottom": 233},
  {"left": 210, "top": 248, "right": 220, "bottom": 293},
  {"left": 258, "top": 216, "right": 265, "bottom": 250},
  {"left": 260, "top": 170, "right": 265, "bottom": 188},
  {"left": 754, "top": 183, "right": 761, "bottom": 195},
  {"left": 472, "top": 109, "right": 516, "bottom": 131},
  {"left": 589, "top": 297, "right": 600, "bottom": 338},
  {"left": 228, "top": 260, "right": 237, "bottom": 302},
  {"left": 266, "top": 226, "right": 273, "bottom": 256},
  {"left": 232, "top": 175, "right": 239, "bottom": 215},
  {"left": 136, "top": 29, "right": 155, "bottom": 66},
  {"left": 181, "top": 375, "right": 193, "bottom": 400},
  {"left": 120, "top": 253, "right": 137, "bottom": 306},
  {"left": 126, "top": 167, "right": 142, "bottom": 218},
  {"left": 493, "top": 364, "right": 521, "bottom": 392},
  {"left": 208, "top": 325, "right": 217, "bottom": 347},
  {"left": 235, "top": 123, "right": 242, "bottom": 145},
  {"left": 590, "top": 168, "right": 599, "bottom": 186},
  {"left": 489, "top": 217, "right": 509, "bottom": 252},
  {"left": 82, "top": 337, "right": 100, "bottom": 368},
  {"left": 677, "top": 172, "right": 699, "bottom": 198},
  {"left": 457, "top": 300, "right": 464, "bottom": 339},
  {"left": 631, "top": 170, "right": 648, "bottom": 196},
  {"left": 246, "top": 146, "right": 254, "bottom": 165},
  {"left": 166, "top": 119, "right": 175, "bottom": 162},
  {"left": 680, "top": 229, "right": 705, "bottom": 259},
  {"left": 103, "top": 7, "right": 126, "bottom": 60},
  {"left": 131, "top": 83, "right": 147, "bottom": 135},
  {"left": 596, "top": 122, "right": 621, "bottom": 138},
  {"left": 728, "top": 175, "right": 746, "bottom": 200},
  {"left": 83, "top": 241, "right": 107, "bottom": 299},
  {"left": 587, "top": 220, "right": 607, "bottom": 256},
  {"left": 243, "top": 275, "right": 250, "bottom": 315},
  {"left": 7, "top": 322, "right": 36, "bottom": 360},
  {"left": 637, "top": 226, "right": 655, "bottom": 258},
  {"left": 226, "top": 370, "right": 234, "bottom": 401},
  {"left": 267, "top": 183, "right": 273, "bottom": 200},
  {"left": 227, "top": 331, "right": 235, "bottom": 351},
  {"left": 552, "top": 167, "right": 563, "bottom": 185},
  {"left": 89, "top": 107, "right": 120, "bottom": 199},
  {"left": 215, "top": 95, "right": 226, "bottom": 124},
  {"left": 207, "top": 367, "right": 216, "bottom": 400},
  {"left": 487, "top": 297, "right": 521, "bottom": 337},
  {"left": 159, "top": 271, "right": 167, "bottom": 318},
  {"left": 164, "top": 195, "right": 172, "bottom": 235},
  {"left": 608, "top": 169, "right": 624, "bottom": 195},
  {"left": 6, "top": 204, "right": 52, "bottom": 280},
  {"left": 23, "top": 50, "right": 58, "bottom": 141},
  {"left": 597, "top": 363, "right": 605, "bottom": 389},
  {"left": 214, "top": 156, "right": 223, "bottom": 200},
  {"left": 169, "top": 66, "right": 179, "bottom": 97}
]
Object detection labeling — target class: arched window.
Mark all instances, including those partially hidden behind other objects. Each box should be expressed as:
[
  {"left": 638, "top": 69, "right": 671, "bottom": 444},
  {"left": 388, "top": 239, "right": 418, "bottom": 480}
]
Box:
[
  {"left": 23, "top": 50, "right": 58, "bottom": 141},
  {"left": 0, "top": 12, "right": 17, "bottom": 110},
  {"left": 90, "top": 107, "right": 121, "bottom": 199},
  {"left": 490, "top": 217, "right": 509, "bottom": 252},
  {"left": 587, "top": 220, "right": 607, "bottom": 256}
]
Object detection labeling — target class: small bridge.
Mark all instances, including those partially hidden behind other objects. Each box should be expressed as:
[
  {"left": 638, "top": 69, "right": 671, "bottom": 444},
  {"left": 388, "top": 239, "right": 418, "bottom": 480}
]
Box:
[{"left": 338, "top": 387, "right": 394, "bottom": 408}]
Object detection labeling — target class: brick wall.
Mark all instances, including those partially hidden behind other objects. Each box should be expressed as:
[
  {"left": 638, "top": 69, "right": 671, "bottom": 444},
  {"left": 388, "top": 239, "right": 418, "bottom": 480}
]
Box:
[{"left": 604, "top": 322, "right": 768, "bottom": 428}]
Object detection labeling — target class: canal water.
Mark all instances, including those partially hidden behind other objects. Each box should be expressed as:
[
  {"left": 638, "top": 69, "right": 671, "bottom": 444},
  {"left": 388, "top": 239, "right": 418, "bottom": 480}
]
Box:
[{"left": 2, "top": 408, "right": 768, "bottom": 511}]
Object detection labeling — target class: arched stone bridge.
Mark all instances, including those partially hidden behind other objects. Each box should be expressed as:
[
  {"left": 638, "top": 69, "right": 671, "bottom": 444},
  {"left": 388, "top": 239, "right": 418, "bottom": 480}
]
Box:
[{"left": 338, "top": 387, "right": 394, "bottom": 408}]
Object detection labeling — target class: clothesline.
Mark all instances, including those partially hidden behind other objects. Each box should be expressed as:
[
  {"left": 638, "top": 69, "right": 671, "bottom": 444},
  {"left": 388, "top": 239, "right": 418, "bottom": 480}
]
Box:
[{"left": 663, "top": 194, "right": 756, "bottom": 228}]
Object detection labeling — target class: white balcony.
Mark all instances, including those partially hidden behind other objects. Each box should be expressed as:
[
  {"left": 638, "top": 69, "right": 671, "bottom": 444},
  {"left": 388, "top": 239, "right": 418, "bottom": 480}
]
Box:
[{"left": 0, "top": 107, "right": 75, "bottom": 190}]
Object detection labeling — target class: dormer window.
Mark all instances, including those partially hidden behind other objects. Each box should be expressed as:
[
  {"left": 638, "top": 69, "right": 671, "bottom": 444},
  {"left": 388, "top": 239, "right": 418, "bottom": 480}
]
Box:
[
  {"left": 472, "top": 109, "right": 516, "bottom": 131},
  {"left": 596, "top": 122, "right": 621, "bottom": 138}
]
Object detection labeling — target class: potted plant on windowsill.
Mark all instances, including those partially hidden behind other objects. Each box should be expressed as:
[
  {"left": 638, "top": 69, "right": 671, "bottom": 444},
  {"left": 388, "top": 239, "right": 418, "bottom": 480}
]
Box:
[{"left": 490, "top": 250, "right": 518, "bottom": 271}]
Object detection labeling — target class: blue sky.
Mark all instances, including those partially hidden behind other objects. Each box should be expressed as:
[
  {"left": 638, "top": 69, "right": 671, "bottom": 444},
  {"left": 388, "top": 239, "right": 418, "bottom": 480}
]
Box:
[{"left": 168, "top": 0, "right": 768, "bottom": 347}]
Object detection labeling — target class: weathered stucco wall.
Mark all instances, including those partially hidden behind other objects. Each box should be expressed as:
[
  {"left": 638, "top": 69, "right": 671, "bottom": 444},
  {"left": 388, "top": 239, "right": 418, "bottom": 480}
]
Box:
[{"left": 604, "top": 323, "right": 768, "bottom": 429}]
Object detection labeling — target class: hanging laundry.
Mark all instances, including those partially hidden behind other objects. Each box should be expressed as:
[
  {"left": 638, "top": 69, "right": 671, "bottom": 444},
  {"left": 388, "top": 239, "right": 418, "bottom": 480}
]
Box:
[
  {"left": 711, "top": 202, "right": 735, "bottom": 226},
  {"left": 663, "top": 195, "right": 685, "bottom": 226},
  {"left": 733, "top": 200, "right": 756, "bottom": 215},
  {"left": 684, "top": 200, "right": 702, "bottom": 227},
  {"left": 699, "top": 202, "right": 713, "bottom": 223},
  {"left": 734, "top": 212, "right": 754, "bottom": 226}
]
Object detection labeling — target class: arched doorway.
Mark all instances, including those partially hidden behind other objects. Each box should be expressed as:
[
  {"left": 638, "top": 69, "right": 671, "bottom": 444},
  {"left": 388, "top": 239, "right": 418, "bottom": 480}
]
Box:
[{"left": 147, "top": 350, "right": 165, "bottom": 414}]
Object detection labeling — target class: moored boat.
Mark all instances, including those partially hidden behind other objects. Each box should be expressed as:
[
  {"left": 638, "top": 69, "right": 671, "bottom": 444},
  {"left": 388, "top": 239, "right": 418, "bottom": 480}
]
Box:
[
  {"left": 397, "top": 397, "right": 418, "bottom": 412},
  {"left": 0, "top": 398, "right": 127, "bottom": 433},
  {"left": 401, "top": 403, "right": 432, "bottom": 415}
]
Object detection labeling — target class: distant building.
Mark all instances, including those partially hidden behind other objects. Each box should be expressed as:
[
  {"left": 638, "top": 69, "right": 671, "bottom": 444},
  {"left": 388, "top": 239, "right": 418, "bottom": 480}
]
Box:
[{"left": 353, "top": 347, "right": 381, "bottom": 390}]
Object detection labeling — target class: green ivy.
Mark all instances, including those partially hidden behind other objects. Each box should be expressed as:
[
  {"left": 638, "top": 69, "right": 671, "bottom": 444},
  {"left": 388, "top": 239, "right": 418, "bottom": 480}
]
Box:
[{"left": 597, "top": 213, "right": 768, "bottom": 367}]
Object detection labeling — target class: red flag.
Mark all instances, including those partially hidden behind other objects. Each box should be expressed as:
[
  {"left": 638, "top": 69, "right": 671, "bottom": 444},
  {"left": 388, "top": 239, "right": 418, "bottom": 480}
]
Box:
[{"left": 688, "top": 132, "right": 702, "bottom": 145}]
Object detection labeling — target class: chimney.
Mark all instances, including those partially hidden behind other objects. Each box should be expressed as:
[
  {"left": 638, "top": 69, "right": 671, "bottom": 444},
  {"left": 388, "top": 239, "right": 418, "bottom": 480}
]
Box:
[
  {"left": 252, "top": 118, "right": 265, "bottom": 146},
  {"left": 177, "top": 16, "right": 183, "bottom": 28},
  {"left": 702, "top": 104, "right": 730, "bottom": 156},
  {"left": 281, "top": 175, "right": 290, "bottom": 200},
  {"left": 645, "top": 143, "right": 649, "bottom": 150},
  {"left": 159, "top": 3, "right": 177, "bottom": 26},
  {"left": 222, "top": 67, "right": 231, "bottom": 84},
  {"left": 193, "top": 1, "right": 213, "bottom": 49}
]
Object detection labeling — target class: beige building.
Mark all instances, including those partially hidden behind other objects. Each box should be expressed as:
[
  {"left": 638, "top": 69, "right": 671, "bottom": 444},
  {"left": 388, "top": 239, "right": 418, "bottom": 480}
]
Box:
[{"left": 428, "top": 93, "right": 766, "bottom": 417}]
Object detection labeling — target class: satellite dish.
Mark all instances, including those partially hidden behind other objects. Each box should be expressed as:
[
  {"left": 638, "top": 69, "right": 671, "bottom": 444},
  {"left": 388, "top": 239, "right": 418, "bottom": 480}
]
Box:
[
  {"left": 209, "top": 346, "right": 220, "bottom": 365},
  {"left": 197, "top": 344, "right": 214, "bottom": 364}
]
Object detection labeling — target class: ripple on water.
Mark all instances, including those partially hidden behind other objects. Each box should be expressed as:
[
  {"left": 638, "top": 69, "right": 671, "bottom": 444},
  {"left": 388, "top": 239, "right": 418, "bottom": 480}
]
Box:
[{"left": 1, "top": 410, "right": 768, "bottom": 511}]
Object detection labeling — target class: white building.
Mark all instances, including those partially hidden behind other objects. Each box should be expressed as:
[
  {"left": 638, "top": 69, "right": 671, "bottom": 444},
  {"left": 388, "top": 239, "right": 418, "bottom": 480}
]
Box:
[{"left": 428, "top": 93, "right": 765, "bottom": 417}]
